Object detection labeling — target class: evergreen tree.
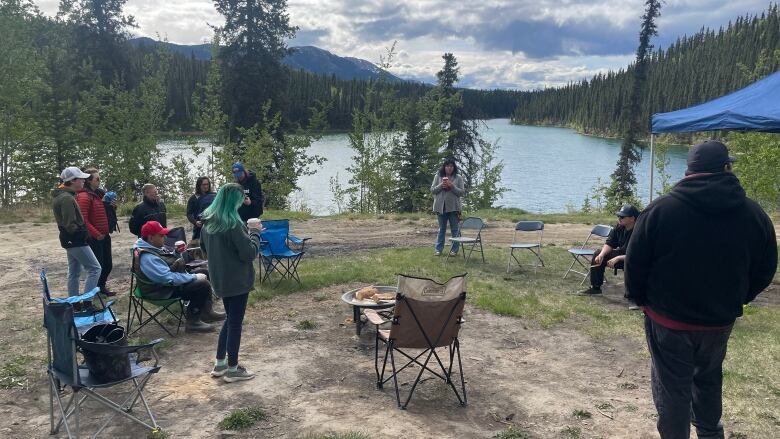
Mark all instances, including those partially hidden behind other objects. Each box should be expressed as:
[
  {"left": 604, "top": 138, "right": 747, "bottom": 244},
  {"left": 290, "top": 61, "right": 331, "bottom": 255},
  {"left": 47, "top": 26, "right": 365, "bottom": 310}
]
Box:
[{"left": 213, "top": 0, "right": 297, "bottom": 140}]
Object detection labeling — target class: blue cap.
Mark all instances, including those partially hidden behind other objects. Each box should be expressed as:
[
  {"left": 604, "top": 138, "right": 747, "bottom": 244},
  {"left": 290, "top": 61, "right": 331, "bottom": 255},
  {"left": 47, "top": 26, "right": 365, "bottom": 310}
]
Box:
[
  {"left": 103, "top": 191, "right": 117, "bottom": 203},
  {"left": 232, "top": 162, "right": 245, "bottom": 179}
]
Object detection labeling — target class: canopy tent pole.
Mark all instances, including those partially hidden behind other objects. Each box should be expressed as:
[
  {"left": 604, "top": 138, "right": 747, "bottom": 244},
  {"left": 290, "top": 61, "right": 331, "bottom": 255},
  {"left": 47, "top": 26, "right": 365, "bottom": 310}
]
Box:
[{"left": 649, "top": 134, "right": 655, "bottom": 203}]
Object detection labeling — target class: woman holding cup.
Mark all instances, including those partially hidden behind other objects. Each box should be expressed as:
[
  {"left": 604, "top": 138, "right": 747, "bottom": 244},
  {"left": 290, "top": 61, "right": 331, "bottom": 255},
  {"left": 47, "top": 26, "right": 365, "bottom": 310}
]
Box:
[
  {"left": 431, "top": 158, "right": 465, "bottom": 256},
  {"left": 199, "top": 183, "right": 262, "bottom": 382}
]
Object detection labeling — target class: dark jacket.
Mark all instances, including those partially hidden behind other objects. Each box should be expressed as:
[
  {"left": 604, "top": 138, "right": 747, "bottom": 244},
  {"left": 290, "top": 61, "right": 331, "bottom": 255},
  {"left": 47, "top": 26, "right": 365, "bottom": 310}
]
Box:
[
  {"left": 200, "top": 223, "right": 260, "bottom": 298},
  {"left": 606, "top": 224, "right": 633, "bottom": 255},
  {"left": 129, "top": 197, "right": 167, "bottom": 237},
  {"left": 186, "top": 192, "right": 216, "bottom": 239},
  {"left": 52, "top": 187, "right": 89, "bottom": 248},
  {"left": 237, "top": 172, "right": 263, "bottom": 222},
  {"left": 625, "top": 172, "right": 777, "bottom": 326}
]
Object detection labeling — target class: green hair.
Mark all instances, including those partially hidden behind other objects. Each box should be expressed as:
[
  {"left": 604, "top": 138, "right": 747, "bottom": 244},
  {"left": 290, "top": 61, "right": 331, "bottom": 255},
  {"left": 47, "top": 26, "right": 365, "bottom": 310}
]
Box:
[{"left": 202, "top": 183, "right": 244, "bottom": 234}]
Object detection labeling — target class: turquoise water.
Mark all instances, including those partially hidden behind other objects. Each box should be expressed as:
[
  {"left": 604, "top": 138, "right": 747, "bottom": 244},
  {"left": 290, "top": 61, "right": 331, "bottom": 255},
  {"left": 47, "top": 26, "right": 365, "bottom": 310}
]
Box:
[{"left": 160, "top": 119, "right": 688, "bottom": 215}]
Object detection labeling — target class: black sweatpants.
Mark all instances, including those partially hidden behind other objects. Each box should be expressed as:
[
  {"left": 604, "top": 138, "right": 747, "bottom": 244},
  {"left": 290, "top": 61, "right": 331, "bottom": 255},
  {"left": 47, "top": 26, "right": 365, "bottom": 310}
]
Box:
[
  {"left": 589, "top": 249, "right": 623, "bottom": 288},
  {"left": 644, "top": 315, "right": 733, "bottom": 439},
  {"left": 88, "top": 235, "right": 113, "bottom": 292}
]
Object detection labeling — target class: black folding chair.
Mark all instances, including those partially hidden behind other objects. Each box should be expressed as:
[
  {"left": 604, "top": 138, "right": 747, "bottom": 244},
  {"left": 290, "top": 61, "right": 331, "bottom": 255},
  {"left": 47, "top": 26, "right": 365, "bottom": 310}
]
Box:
[
  {"left": 126, "top": 248, "right": 185, "bottom": 337},
  {"left": 506, "top": 221, "right": 545, "bottom": 273},
  {"left": 447, "top": 217, "right": 485, "bottom": 264},
  {"left": 43, "top": 297, "right": 163, "bottom": 438},
  {"left": 365, "top": 274, "right": 468, "bottom": 410},
  {"left": 563, "top": 224, "right": 613, "bottom": 285}
]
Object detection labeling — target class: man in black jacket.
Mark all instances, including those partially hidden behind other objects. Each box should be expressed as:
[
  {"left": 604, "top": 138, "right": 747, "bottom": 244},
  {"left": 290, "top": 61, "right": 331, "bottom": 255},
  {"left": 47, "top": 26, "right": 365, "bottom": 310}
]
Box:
[
  {"left": 578, "top": 204, "right": 639, "bottom": 297},
  {"left": 129, "top": 183, "right": 167, "bottom": 237},
  {"left": 626, "top": 140, "right": 777, "bottom": 439},
  {"left": 232, "top": 162, "right": 263, "bottom": 222}
]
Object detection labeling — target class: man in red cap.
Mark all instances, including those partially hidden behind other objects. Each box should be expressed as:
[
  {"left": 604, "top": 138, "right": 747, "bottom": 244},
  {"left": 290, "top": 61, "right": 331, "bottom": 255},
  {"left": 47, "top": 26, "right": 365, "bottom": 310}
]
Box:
[{"left": 132, "top": 221, "right": 224, "bottom": 333}]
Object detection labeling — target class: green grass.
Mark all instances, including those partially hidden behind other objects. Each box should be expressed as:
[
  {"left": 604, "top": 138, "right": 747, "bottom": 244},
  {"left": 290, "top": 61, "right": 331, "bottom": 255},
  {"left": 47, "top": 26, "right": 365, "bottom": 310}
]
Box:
[
  {"left": 561, "top": 425, "right": 582, "bottom": 438},
  {"left": 571, "top": 409, "right": 592, "bottom": 420},
  {"left": 0, "top": 355, "right": 35, "bottom": 389},
  {"left": 493, "top": 426, "right": 531, "bottom": 439},
  {"left": 324, "top": 207, "right": 616, "bottom": 225},
  {"left": 217, "top": 406, "right": 266, "bottom": 430},
  {"left": 295, "top": 319, "right": 318, "bottom": 330}
]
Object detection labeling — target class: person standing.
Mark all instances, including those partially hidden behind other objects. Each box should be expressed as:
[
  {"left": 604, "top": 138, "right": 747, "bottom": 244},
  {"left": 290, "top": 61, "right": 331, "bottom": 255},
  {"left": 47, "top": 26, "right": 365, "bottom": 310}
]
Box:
[
  {"left": 200, "top": 183, "right": 262, "bottom": 383},
  {"left": 76, "top": 168, "right": 116, "bottom": 296},
  {"left": 431, "top": 158, "right": 465, "bottom": 256},
  {"left": 232, "top": 163, "right": 263, "bottom": 223},
  {"left": 577, "top": 204, "right": 639, "bottom": 298},
  {"left": 626, "top": 140, "right": 777, "bottom": 439},
  {"left": 186, "top": 176, "right": 216, "bottom": 240},
  {"left": 52, "top": 167, "right": 102, "bottom": 297},
  {"left": 129, "top": 183, "right": 167, "bottom": 237}
]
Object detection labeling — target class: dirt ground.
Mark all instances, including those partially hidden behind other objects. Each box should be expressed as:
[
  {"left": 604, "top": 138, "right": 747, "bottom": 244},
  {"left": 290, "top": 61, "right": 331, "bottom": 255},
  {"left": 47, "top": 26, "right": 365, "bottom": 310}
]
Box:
[{"left": 0, "top": 217, "right": 777, "bottom": 438}]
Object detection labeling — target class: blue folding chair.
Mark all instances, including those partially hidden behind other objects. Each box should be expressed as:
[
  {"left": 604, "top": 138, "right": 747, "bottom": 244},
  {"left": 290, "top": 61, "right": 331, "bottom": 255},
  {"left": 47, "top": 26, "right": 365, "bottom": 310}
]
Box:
[
  {"left": 259, "top": 219, "right": 309, "bottom": 285},
  {"left": 40, "top": 268, "right": 117, "bottom": 334}
]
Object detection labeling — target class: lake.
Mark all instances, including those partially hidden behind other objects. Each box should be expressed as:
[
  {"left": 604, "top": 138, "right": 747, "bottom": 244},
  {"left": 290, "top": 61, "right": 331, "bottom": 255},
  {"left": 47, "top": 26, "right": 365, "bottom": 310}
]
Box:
[{"left": 159, "top": 119, "right": 688, "bottom": 215}]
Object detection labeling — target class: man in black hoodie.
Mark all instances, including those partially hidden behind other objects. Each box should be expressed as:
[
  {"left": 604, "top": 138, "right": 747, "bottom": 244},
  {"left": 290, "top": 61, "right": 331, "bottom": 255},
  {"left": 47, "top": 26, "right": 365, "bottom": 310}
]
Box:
[
  {"left": 626, "top": 140, "right": 777, "bottom": 439},
  {"left": 232, "top": 162, "right": 263, "bottom": 222},
  {"left": 129, "top": 183, "right": 168, "bottom": 237}
]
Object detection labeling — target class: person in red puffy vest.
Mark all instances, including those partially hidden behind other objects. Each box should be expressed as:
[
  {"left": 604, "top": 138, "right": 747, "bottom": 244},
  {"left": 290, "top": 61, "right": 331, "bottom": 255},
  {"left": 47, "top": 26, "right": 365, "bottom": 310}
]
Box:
[{"left": 76, "top": 168, "right": 115, "bottom": 297}]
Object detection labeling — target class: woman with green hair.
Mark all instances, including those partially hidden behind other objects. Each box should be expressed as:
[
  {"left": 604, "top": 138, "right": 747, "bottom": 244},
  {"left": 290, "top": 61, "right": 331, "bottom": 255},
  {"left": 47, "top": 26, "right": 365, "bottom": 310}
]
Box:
[{"left": 200, "top": 183, "right": 262, "bottom": 383}]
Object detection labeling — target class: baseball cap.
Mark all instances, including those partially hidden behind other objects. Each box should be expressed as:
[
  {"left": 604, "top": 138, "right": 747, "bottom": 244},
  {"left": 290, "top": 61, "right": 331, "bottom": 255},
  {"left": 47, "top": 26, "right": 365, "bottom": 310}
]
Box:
[
  {"left": 140, "top": 221, "right": 170, "bottom": 238},
  {"left": 687, "top": 140, "right": 736, "bottom": 173},
  {"left": 232, "top": 162, "right": 246, "bottom": 178},
  {"left": 616, "top": 204, "right": 640, "bottom": 218},
  {"left": 60, "top": 167, "right": 90, "bottom": 182}
]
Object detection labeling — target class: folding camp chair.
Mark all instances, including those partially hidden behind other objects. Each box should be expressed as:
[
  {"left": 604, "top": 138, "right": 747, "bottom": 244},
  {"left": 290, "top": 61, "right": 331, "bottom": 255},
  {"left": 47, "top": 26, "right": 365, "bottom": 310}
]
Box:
[
  {"left": 40, "top": 268, "right": 117, "bottom": 334},
  {"left": 126, "top": 248, "right": 185, "bottom": 337},
  {"left": 259, "top": 219, "right": 309, "bottom": 286},
  {"left": 164, "top": 226, "right": 206, "bottom": 267},
  {"left": 447, "top": 217, "right": 485, "bottom": 264},
  {"left": 563, "top": 224, "right": 613, "bottom": 285},
  {"left": 43, "top": 297, "right": 163, "bottom": 438},
  {"left": 506, "top": 221, "right": 545, "bottom": 274},
  {"left": 364, "top": 274, "right": 467, "bottom": 410}
]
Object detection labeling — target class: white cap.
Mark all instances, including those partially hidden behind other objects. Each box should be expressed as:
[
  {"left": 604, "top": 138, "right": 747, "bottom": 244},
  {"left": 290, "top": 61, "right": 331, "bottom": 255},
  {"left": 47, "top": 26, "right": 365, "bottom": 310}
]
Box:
[{"left": 60, "top": 166, "right": 90, "bottom": 182}]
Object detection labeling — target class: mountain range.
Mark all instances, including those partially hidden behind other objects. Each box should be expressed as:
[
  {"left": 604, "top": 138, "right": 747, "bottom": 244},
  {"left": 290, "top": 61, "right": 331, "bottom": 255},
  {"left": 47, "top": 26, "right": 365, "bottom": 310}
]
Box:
[{"left": 130, "top": 37, "right": 402, "bottom": 82}]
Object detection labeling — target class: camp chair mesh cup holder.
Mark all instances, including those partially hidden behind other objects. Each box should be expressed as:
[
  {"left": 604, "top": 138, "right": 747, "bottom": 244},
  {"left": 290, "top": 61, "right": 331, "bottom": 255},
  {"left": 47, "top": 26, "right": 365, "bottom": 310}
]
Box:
[
  {"left": 447, "top": 216, "right": 486, "bottom": 264},
  {"left": 365, "top": 274, "right": 468, "bottom": 410},
  {"left": 40, "top": 268, "right": 118, "bottom": 334},
  {"left": 258, "top": 219, "right": 309, "bottom": 285},
  {"left": 43, "top": 291, "right": 163, "bottom": 438},
  {"left": 127, "top": 248, "right": 186, "bottom": 337},
  {"left": 563, "top": 224, "right": 614, "bottom": 285},
  {"left": 506, "top": 221, "right": 545, "bottom": 274}
]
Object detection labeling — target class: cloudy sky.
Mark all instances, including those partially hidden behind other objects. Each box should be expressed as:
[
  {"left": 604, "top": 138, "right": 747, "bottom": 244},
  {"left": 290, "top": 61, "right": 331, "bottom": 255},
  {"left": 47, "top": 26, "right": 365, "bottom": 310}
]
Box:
[{"left": 34, "top": 0, "right": 772, "bottom": 89}]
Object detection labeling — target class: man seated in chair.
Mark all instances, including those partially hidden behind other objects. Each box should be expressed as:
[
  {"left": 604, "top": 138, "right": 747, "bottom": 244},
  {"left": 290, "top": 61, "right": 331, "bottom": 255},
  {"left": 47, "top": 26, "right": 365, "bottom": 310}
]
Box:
[
  {"left": 133, "top": 221, "right": 224, "bottom": 333},
  {"left": 578, "top": 204, "right": 639, "bottom": 299}
]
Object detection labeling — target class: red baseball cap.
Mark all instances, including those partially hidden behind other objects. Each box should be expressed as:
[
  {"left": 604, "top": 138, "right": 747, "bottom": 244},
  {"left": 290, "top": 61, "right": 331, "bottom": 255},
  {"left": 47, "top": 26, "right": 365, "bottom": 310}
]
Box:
[{"left": 140, "top": 221, "right": 170, "bottom": 238}]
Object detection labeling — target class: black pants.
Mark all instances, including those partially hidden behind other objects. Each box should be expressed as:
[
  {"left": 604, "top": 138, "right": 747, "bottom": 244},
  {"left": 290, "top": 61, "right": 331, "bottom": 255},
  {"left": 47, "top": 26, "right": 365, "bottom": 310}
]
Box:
[
  {"left": 88, "top": 235, "right": 113, "bottom": 292},
  {"left": 589, "top": 249, "right": 623, "bottom": 288},
  {"left": 644, "top": 316, "right": 733, "bottom": 439},
  {"left": 172, "top": 277, "right": 211, "bottom": 313},
  {"left": 216, "top": 293, "right": 249, "bottom": 367}
]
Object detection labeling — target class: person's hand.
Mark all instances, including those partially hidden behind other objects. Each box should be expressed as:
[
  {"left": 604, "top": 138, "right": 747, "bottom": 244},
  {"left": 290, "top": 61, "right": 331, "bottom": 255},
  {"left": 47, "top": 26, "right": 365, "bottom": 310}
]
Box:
[
  {"left": 594, "top": 253, "right": 604, "bottom": 265},
  {"left": 243, "top": 196, "right": 251, "bottom": 206},
  {"left": 96, "top": 234, "right": 105, "bottom": 241},
  {"left": 195, "top": 220, "right": 203, "bottom": 227},
  {"left": 606, "top": 258, "right": 617, "bottom": 268},
  {"left": 193, "top": 273, "right": 207, "bottom": 282}
]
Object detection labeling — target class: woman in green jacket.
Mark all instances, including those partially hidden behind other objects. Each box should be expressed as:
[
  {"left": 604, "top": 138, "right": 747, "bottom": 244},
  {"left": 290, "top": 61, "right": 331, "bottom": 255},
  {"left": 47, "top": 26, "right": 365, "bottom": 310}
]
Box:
[{"left": 200, "top": 183, "right": 262, "bottom": 383}]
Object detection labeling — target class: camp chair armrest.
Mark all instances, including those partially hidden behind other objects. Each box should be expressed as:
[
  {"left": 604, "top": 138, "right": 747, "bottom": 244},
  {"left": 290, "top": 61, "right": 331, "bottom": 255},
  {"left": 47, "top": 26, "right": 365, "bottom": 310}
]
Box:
[
  {"left": 51, "top": 287, "right": 101, "bottom": 304},
  {"left": 364, "top": 309, "right": 386, "bottom": 326},
  {"left": 288, "top": 235, "right": 309, "bottom": 245},
  {"left": 78, "top": 338, "right": 164, "bottom": 365}
]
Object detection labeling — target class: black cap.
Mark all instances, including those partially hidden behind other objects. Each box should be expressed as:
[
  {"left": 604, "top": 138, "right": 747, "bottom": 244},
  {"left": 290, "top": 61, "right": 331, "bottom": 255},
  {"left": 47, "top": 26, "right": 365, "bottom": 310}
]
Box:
[
  {"left": 687, "top": 140, "right": 736, "bottom": 173},
  {"left": 616, "top": 204, "right": 640, "bottom": 218}
]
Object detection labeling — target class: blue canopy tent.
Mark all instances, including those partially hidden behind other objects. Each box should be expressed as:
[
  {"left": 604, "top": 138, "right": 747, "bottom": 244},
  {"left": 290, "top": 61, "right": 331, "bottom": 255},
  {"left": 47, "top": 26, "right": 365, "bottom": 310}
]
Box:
[{"left": 648, "top": 70, "right": 780, "bottom": 199}]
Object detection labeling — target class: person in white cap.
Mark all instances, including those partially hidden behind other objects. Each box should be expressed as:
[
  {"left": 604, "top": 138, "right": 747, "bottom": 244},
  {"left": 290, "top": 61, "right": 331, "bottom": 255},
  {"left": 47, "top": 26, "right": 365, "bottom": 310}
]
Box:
[{"left": 52, "top": 167, "right": 102, "bottom": 296}]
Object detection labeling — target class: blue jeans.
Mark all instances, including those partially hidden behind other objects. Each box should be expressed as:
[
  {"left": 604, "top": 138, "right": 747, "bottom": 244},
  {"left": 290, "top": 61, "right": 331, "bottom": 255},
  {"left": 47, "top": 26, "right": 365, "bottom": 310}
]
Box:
[
  {"left": 65, "top": 245, "right": 101, "bottom": 297},
  {"left": 217, "top": 293, "right": 249, "bottom": 367},
  {"left": 436, "top": 212, "right": 460, "bottom": 253}
]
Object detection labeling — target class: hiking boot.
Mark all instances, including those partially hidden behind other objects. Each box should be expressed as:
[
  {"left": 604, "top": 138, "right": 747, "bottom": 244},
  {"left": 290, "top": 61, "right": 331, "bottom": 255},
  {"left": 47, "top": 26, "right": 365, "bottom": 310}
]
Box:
[
  {"left": 200, "top": 299, "right": 226, "bottom": 323},
  {"left": 185, "top": 318, "right": 214, "bottom": 333},
  {"left": 223, "top": 365, "right": 255, "bottom": 383},
  {"left": 211, "top": 363, "right": 229, "bottom": 377},
  {"left": 576, "top": 287, "right": 602, "bottom": 296},
  {"left": 100, "top": 289, "right": 117, "bottom": 297},
  {"left": 627, "top": 300, "right": 640, "bottom": 311}
]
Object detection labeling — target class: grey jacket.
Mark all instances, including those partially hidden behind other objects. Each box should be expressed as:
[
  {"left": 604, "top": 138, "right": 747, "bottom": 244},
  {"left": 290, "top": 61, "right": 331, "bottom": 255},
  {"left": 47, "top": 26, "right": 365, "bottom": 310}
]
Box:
[
  {"left": 431, "top": 173, "right": 465, "bottom": 214},
  {"left": 200, "top": 224, "right": 260, "bottom": 298}
]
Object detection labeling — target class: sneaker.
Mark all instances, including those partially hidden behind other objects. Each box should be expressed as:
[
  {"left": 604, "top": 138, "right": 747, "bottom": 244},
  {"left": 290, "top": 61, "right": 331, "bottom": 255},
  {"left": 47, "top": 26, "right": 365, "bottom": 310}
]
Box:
[
  {"left": 223, "top": 365, "right": 255, "bottom": 383},
  {"left": 627, "top": 300, "right": 640, "bottom": 311},
  {"left": 211, "top": 363, "right": 228, "bottom": 377},
  {"left": 576, "top": 287, "right": 602, "bottom": 296},
  {"left": 434, "top": 251, "right": 442, "bottom": 256},
  {"left": 449, "top": 251, "right": 458, "bottom": 257},
  {"left": 100, "top": 289, "right": 117, "bottom": 297}
]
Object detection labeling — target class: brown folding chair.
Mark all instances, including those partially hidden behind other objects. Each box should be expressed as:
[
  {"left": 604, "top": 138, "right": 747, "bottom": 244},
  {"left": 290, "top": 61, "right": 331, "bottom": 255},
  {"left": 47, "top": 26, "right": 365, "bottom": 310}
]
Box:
[{"left": 364, "top": 274, "right": 467, "bottom": 410}]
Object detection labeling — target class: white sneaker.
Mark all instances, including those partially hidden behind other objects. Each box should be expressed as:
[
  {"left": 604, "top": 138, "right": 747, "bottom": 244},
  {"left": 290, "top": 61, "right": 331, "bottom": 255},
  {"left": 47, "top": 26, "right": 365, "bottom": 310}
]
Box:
[{"left": 222, "top": 365, "right": 255, "bottom": 383}]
